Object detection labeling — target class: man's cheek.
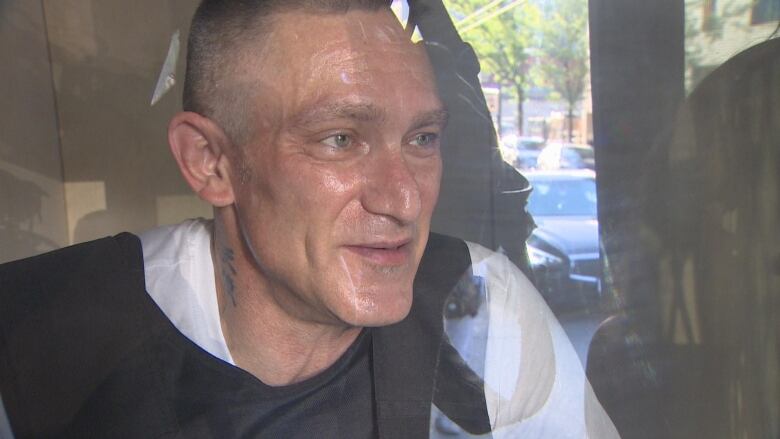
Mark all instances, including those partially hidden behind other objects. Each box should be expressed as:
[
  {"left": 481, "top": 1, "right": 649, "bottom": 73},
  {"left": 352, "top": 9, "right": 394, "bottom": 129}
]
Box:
[
  {"left": 318, "top": 170, "right": 357, "bottom": 195},
  {"left": 419, "top": 168, "right": 443, "bottom": 209}
]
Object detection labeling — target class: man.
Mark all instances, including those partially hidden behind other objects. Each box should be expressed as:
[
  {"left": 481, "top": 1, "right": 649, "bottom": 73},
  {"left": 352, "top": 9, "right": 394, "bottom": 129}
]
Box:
[{"left": 0, "top": 1, "right": 618, "bottom": 438}]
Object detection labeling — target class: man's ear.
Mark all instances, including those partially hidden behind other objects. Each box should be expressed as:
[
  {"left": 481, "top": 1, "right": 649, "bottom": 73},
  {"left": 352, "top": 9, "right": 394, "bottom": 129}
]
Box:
[{"left": 168, "top": 112, "right": 236, "bottom": 207}]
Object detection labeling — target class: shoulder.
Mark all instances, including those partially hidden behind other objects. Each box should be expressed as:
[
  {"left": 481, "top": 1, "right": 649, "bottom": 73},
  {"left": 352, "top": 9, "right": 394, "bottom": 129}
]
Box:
[
  {"left": 458, "top": 242, "right": 619, "bottom": 437},
  {"left": 423, "top": 235, "right": 538, "bottom": 293},
  {"left": 0, "top": 232, "right": 167, "bottom": 436},
  {"left": 463, "top": 240, "right": 546, "bottom": 310},
  {"left": 0, "top": 232, "right": 143, "bottom": 303},
  {"left": 0, "top": 233, "right": 147, "bottom": 369},
  {"left": 0, "top": 231, "right": 148, "bottom": 337},
  {"left": 415, "top": 234, "right": 541, "bottom": 309}
]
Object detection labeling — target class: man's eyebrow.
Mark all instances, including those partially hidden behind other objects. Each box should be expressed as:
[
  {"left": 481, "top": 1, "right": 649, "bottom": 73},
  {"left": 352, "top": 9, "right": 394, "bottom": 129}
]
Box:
[
  {"left": 290, "top": 102, "right": 387, "bottom": 128},
  {"left": 290, "top": 102, "right": 449, "bottom": 131},
  {"left": 409, "top": 108, "right": 450, "bottom": 131}
]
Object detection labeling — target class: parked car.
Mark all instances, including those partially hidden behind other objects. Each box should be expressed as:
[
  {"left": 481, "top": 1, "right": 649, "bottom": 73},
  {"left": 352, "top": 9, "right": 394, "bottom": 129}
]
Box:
[
  {"left": 500, "top": 136, "right": 546, "bottom": 169},
  {"left": 515, "top": 149, "right": 541, "bottom": 170},
  {"left": 524, "top": 170, "right": 601, "bottom": 311},
  {"left": 516, "top": 136, "right": 546, "bottom": 151},
  {"left": 536, "top": 143, "right": 595, "bottom": 170}
]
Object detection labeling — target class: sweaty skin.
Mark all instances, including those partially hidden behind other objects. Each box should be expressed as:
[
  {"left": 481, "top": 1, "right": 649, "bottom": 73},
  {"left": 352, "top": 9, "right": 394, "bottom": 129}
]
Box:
[{"left": 209, "top": 9, "right": 445, "bottom": 385}]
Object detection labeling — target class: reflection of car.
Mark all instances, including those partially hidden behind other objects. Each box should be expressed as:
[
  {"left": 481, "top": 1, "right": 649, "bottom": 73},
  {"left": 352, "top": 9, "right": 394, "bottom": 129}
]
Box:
[
  {"left": 525, "top": 170, "right": 601, "bottom": 310},
  {"left": 517, "top": 136, "right": 546, "bottom": 151},
  {"left": 536, "top": 143, "right": 595, "bottom": 170},
  {"left": 501, "top": 136, "right": 546, "bottom": 169},
  {"left": 515, "top": 149, "right": 541, "bottom": 169}
]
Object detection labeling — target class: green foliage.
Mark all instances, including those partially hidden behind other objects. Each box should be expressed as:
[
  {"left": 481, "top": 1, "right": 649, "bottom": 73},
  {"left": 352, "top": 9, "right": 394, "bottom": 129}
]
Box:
[
  {"left": 538, "top": 0, "right": 589, "bottom": 109},
  {"left": 443, "top": 0, "right": 590, "bottom": 135},
  {"left": 445, "top": 0, "right": 543, "bottom": 95}
]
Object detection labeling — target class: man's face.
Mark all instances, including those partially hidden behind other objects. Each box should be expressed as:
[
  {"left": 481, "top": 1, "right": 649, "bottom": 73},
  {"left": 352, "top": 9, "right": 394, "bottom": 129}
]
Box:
[{"left": 228, "top": 9, "right": 444, "bottom": 327}]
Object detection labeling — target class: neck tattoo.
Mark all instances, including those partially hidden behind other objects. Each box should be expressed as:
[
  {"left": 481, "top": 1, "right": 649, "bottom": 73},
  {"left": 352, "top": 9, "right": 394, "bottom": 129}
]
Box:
[{"left": 220, "top": 246, "right": 238, "bottom": 307}]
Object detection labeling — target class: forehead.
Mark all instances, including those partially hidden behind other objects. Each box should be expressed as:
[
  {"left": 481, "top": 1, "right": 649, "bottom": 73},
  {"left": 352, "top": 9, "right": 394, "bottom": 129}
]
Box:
[
  {"left": 242, "top": 9, "right": 438, "bottom": 110},
  {"left": 265, "top": 8, "right": 419, "bottom": 63},
  {"left": 272, "top": 7, "right": 411, "bottom": 46}
]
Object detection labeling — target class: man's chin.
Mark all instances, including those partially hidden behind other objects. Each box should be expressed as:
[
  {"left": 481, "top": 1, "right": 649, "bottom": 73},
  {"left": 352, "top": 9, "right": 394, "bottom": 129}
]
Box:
[
  {"left": 334, "top": 291, "right": 414, "bottom": 328},
  {"left": 357, "top": 308, "right": 412, "bottom": 328}
]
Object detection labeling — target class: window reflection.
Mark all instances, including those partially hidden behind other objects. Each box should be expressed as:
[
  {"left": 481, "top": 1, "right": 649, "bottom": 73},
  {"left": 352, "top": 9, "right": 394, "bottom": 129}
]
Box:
[{"left": 0, "top": 0, "right": 777, "bottom": 438}]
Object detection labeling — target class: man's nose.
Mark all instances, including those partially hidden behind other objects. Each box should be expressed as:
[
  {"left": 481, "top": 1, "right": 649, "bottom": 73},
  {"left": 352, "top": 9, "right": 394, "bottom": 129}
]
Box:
[{"left": 361, "top": 148, "right": 422, "bottom": 224}]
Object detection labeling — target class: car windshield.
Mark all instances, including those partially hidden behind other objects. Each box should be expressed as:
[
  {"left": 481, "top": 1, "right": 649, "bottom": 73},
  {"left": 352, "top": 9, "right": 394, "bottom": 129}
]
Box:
[{"left": 527, "top": 177, "right": 597, "bottom": 217}]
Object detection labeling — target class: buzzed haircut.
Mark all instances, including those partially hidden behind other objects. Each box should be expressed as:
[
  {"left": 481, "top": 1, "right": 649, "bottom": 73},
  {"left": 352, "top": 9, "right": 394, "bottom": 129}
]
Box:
[{"left": 183, "top": 0, "right": 393, "bottom": 145}]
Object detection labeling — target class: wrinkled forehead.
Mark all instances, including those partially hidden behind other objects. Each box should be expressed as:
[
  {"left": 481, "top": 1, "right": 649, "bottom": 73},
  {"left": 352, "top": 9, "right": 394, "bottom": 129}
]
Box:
[
  {"left": 245, "top": 9, "right": 436, "bottom": 94},
  {"left": 268, "top": 8, "right": 417, "bottom": 58},
  {"left": 278, "top": 9, "right": 411, "bottom": 47}
]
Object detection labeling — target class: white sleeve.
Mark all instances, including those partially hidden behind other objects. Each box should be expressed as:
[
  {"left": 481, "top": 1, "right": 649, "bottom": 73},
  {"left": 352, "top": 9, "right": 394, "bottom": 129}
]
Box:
[
  {"left": 465, "top": 242, "right": 620, "bottom": 439},
  {"left": 0, "top": 393, "right": 15, "bottom": 439}
]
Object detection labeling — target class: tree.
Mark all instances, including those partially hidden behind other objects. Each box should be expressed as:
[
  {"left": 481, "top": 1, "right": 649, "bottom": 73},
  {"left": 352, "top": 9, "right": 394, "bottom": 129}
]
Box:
[
  {"left": 537, "top": 0, "right": 589, "bottom": 142},
  {"left": 444, "top": 0, "right": 544, "bottom": 135}
]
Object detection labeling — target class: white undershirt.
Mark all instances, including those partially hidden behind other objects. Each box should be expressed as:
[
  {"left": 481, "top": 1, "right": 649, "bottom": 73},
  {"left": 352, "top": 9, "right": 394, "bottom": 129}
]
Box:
[{"left": 140, "top": 218, "right": 235, "bottom": 365}]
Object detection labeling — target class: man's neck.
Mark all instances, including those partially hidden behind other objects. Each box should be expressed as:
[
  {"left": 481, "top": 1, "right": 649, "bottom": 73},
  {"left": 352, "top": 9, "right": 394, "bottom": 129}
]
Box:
[{"left": 210, "top": 220, "right": 362, "bottom": 387}]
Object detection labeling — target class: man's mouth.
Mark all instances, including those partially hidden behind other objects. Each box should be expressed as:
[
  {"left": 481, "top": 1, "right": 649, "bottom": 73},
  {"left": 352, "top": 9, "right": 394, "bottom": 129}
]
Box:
[{"left": 344, "top": 239, "right": 412, "bottom": 266}]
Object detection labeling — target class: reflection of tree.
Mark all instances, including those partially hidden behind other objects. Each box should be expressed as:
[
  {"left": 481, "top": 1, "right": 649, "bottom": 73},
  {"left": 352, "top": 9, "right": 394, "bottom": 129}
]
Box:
[
  {"left": 538, "top": 0, "right": 588, "bottom": 142},
  {"left": 0, "top": 169, "right": 59, "bottom": 261},
  {"left": 443, "top": 0, "right": 590, "bottom": 139},
  {"left": 445, "top": 0, "right": 544, "bottom": 133}
]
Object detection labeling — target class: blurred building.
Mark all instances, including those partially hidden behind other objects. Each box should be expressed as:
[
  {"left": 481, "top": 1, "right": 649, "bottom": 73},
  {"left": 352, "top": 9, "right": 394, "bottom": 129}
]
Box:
[{"left": 685, "top": 0, "right": 779, "bottom": 90}]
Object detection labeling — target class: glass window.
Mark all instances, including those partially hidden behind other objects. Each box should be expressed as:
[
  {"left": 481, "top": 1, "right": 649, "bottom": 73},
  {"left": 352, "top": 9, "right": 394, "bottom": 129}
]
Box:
[
  {"left": 1, "top": 1, "right": 778, "bottom": 438},
  {"left": 526, "top": 174, "right": 598, "bottom": 217}
]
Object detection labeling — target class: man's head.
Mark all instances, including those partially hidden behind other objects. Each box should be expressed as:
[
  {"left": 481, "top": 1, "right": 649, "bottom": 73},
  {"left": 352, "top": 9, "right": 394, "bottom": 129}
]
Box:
[{"left": 169, "top": 0, "right": 445, "bottom": 328}]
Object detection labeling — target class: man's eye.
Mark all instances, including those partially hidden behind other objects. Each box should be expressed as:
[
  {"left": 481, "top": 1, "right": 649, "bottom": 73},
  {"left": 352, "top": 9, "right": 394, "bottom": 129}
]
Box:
[
  {"left": 321, "top": 134, "right": 353, "bottom": 149},
  {"left": 411, "top": 133, "right": 438, "bottom": 147}
]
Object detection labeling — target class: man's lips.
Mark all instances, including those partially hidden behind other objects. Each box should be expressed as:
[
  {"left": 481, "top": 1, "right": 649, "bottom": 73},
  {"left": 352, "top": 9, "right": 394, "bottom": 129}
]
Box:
[{"left": 343, "top": 239, "right": 413, "bottom": 266}]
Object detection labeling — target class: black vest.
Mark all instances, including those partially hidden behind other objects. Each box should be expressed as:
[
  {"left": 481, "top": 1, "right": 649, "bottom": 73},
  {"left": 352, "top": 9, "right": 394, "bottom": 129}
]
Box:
[{"left": 0, "top": 232, "right": 490, "bottom": 438}]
